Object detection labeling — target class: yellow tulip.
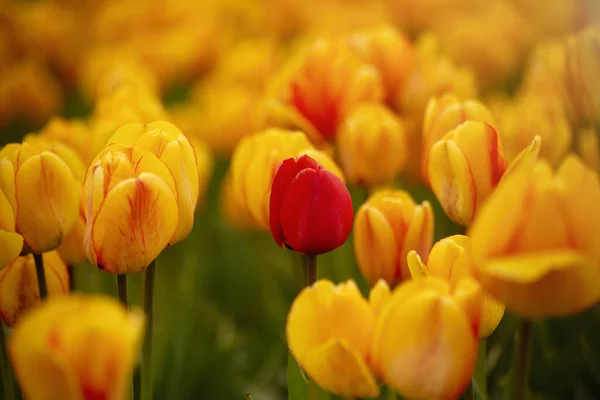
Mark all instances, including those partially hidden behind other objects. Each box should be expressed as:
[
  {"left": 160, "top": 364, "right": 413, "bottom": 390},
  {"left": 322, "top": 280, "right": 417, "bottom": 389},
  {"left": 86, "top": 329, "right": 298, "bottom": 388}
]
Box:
[
  {"left": 408, "top": 235, "right": 505, "bottom": 338},
  {"left": 286, "top": 280, "right": 379, "bottom": 398},
  {"left": 9, "top": 295, "right": 144, "bottom": 400},
  {"left": 0, "top": 251, "right": 69, "bottom": 327},
  {"left": 372, "top": 276, "right": 481, "bottom": 400},
  {"left": 107, "top": 121, "right": 199, "bottom": 245},
  {"left": 563, "top": 27, "right": 600, "bottom": 127},
  {"left": 219, "top": 172, "right": 260, "bottom": 231},
  {"left": 57, "top": 209, "right": 87, "bottom": 266},
  {"left": 0, "top": 187, "right": 22, "bottom": 270},
  {"left": 354, "top": 190, "right": 434, "bottom": 285},
  {"left": 0, "top": 141, "right": 80, "bottom": 254},
  {"left": 469, "top": 155, "right": 600, "bottom": 318},
  {"left": 37, "top": 116, "right": 95, "bottom": 165},
  {"left": 577, "top": 127, "right": 600, "bottom": 173},
  {"left": 337, "top": 103, "right": 408, "bottom": 187},
  {"left": 229, "top": 129, "right": 343, "bottom": 230},
  {"left": 429, "top": 121, "right": 507, "bottom": 225},
  {"left": 346, "top": 25, "right": 415, "bottom": 105},
  {"left": 83, "top": 144, "right": 179, "bottom": 273},
  {"left": 422, "top": 94, "right": 496, "bottom": 182}
]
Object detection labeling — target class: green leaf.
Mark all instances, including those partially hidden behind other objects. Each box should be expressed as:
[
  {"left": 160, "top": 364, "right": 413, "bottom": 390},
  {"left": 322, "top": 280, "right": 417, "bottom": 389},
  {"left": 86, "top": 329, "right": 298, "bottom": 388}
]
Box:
[
  {"left": 288, "top": 352, "right": 308, "bottom": 400},
  {"left": 472, "top": 339, "right": 489, "bottom": 400}
]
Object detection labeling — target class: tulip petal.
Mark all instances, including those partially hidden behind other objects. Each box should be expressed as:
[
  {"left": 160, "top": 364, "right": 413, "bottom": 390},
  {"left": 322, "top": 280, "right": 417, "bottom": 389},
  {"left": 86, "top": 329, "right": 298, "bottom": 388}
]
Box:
[
  {"left": 368, "top": 280, "right": 391, "bottom": 316},
  {"left": 280, "top": 169, "right": 353, "bottom": 254},
  {"left": 478, "top": 251, "right": 600, "bottom": 318},
  {"left": 89, "top": 174, "right": 178, "bottom": 273},
  {"left": 407, "top": 250, "right": 429, "bottom": 279},
  {"left": 303, "top": 339, "right": 379, "bottom": 398},
  {"left": 269, "top": 158, "right": 299, "bottom": 248},
  {"left": 402, "top": 202, "right": 434, "bottom": 279},
  {"left": 0, "top": 160, "right": 16, "bottom": 215},
  {"left": 0, "top": 231, "right": 23, "bottom": 271},
  {"left": 15, "top": 152, "right": 79, "bottom": 253},
  {"left": 354, "top": 205, "right": 399, "bottom": 284}
]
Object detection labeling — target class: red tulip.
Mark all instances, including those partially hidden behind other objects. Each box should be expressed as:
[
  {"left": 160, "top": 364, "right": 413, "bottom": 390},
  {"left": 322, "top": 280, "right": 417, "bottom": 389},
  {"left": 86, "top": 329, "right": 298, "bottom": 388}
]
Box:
[{"left": 269, "top": 155, "right": 354, "bottom": 255}]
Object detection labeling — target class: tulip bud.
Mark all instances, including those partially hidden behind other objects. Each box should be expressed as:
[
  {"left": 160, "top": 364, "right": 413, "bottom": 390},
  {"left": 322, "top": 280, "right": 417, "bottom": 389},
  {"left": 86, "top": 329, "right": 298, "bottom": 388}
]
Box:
[
  {"left": 83, "top": 144, "right": 179, "bottom": 273},
  {"left": 469, "top": 155, "right": 600, "bottom": 317},
  {"left": 230, "top": 129, "right": 343, "bottom": 230},
  {"left": 10, "top": 295, "right": 144, "bottom": 400},
  {"left": 354, "top": 190, "right": 434, "bottom": 285},
  {"left": 429, "top": 121, "right": 507, "bottom": 225},
  {"left": 337, "top": 103, "right": 408, "bottom": 187},
  {"left": 372, "top": 276, "right": 481, "bottom": 400},
  {"left": 408, "top": 235, "right": 505, "bottom": 338},
  {"left": 107, "top": 121, "right": 199, "bottom": 245},
  {"left": 287, "top": 280, "right": 379, "bottom": 398},
  {"left": 0, "top": 141, "right": 80, "bottom": 254},
  {"left": 347, "top": 25, "right": 415, "bottom": 105},
  {"left": 563, "top": 27, "right": 600, "bottom": 127},
  {"left": 0, "top": 251, "right": 69, "bottom": 326},
  {"left": 270, "top": 155, "right": 353, "bottom": 255},
  {"left": 422, "top": 94, "right": 496, "bottom": 181},
  {"left": 284, "top": 39, "right": 384, "bottom": 141}
]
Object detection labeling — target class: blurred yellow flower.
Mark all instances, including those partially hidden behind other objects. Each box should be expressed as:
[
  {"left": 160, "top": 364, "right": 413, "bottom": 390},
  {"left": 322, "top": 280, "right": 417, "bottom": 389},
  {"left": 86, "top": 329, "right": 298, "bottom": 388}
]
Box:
[
  {"left": 577, "top": 127, "right": 600, "bottom": 173},
  {"left": 408, "top": 235, "right": 505, "bottom": 338},
  {"left": 372, "top": 276, "right": 481, "bottom": 400},
  {"left": 107, "top": 121, "right": 200, "bottom": 245},
  {"left": 337, "top": 103, "right": 408, "bottom": 187},
  {"left": 354, "top": 190, "right": 434, "bottom": 285},
  {"left": 469, "top": 155, "right": 600, "bottom": 318},
  {"left": 429, "top": 121, "right": 507, "bottom": 225},
  {"left": 83, "top": 144, "right": 179, "bottom": 273},
  {"left": 37, "top": 116, "right": 95, "bottom": 166},
  {"left": 229, "top": 129, "right": 342, "bottom": 230},
  {"left": 219, "top": 172, "right": 260, "bottom": 231},
  {"left": 0, "top": 141, "right": 80, "bottom": 254},
  {"left": 286, "top": 280, "right": 379, "bottom": 398},
  {"left": 10, "top": 295, "right": 144, "bottom": 400},
  {"left": 0, "top": 251, "right": 68, "bottom": 327}
]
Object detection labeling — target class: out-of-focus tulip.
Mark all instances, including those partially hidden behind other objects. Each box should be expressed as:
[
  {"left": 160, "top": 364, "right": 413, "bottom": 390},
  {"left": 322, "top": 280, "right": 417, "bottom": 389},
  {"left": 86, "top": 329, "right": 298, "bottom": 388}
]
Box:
[
  {"left": 280, "top": 39, "right": 384, "bottom": 142},
  {"left": 0, "top": 251, "right": 68, "bottom": 327},
  {"left": 230, "top": 129, "right": 343, "bottom": 230},
  {"left": 422, "top": 94, "right": 496, "bottom": 182},
  {"left": 408, "top": 235, "right": 505, "bottom": 338},
  {"left": 269, "top": 155, "right": 353, "bottom": 255},
  {"left": 57, "top": 210, "right": 86, "bottom": 266},
  {"left": 563, "top": 27, "right": 600, "bottom": 127},
  {"left": 37, "top": 117, "right": 94, "bottom": 166},
  {"left": 429, "top": 121, "right": 507, "bottom": 225},
  {"left": 347, "top": 25, "right": 415, "bottom": 105},
  {"left": 107, "top": 121, "right": 199, "bottom": 245},
  {"left": 337, "top": 103, "right": 408, "bottom": 187},
  {"left": 189, "top": 137, "right": 214, "bottom": 207},
  {"left": 372, "top": 276, "right": 481, "bottom": 400},
  {"left": 10, "top": 295, "right": 144, "bottom": 400},
  {"left": 368, "top": 279, "right": 391, "bottom": 316},
  {"left": 577, "top": 127, "right": 600, "bottom": 173},
  {"left": 219, "top": 172, "right": 260, "bottom": 231},
  {"left": 354, "top": 190, "right": 434, "bottom": 285},
  {"left": 0, "top": 188, "right": 22, "bottom": 271},
  {"left": 287, "top": 280, "right": 379, "bottom": 398},
  {"left": 469, "top": 155, "right": 600, "bottom": 318},
  {"left": 83, "top": 144, "right": 179, "bottom": 273},
  {"left": 0, "top": 141, "right": 80, "bottom": 254},
  {"left": 511, "top": 0, "right": 580, "bottom": 38}
]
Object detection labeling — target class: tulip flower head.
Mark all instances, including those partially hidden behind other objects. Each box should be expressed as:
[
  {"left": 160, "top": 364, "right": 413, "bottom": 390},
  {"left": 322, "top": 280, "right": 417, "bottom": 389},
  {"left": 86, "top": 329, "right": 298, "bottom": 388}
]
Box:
[
  {"left": 9, "top": 295, "right": 145, "bottom": 400},
  {"left": 0, "top": 188, "right": 23, "bottom": 271},
  {"left": 286, "top": 280, "right": 379, "bottom": 398},
  {"left": 269, "top": 155, "right": 353, "bottom": 255},
  {"left": 83, "top": 144, "right": 179, "bottom": 273},
  {"left": 429, "top": 121, "right": 507, "bottom": 225},
  {"left": 469, "top": 155, "right": 600, "bottom": 318},
  {"left": 408, "top": 235, "right": 505, "bottom": 338},
  {"left": 0, "top": 141, "right": 80, "bottom": 254},
  {"left": 354, "top": 190, "right": 434, "bottom": 285},
  {"left": 0, "top": 251, "right": 69, "bottom": 326},
  {"left": 372, "top": 276, "right": 482, "bottom": 400}
]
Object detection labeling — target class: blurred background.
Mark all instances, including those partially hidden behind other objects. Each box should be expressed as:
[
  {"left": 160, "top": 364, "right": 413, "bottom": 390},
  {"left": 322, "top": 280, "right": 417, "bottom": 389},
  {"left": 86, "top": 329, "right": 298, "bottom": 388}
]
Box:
[{"left": 1, "top": 0, "right": 600, "bottom": 399}]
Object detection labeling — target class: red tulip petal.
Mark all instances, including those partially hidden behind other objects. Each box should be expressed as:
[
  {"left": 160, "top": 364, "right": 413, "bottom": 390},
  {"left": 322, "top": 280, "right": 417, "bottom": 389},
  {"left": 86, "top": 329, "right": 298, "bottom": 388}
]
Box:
[
  {"left": 295, "top": 154, "right": 324, "bottom": 171},
  {"left": 280, "top": 169, "right": 353, "bottom": 254}
]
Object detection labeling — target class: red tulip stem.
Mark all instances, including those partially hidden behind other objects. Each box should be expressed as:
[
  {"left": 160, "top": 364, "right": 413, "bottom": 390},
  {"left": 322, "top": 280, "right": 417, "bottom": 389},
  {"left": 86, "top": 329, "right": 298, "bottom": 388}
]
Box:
[
  {"left": 0, "top": 318, "right": 15, "bottom": 400},
  {"left": 304, "top": 254, "right": 317, "bottom": 287},
  {"left": 117, "top": 274, "right": 129, "bottom": 308},
  {"left": 514, "top": 320, "right": 532, "bottom": 400},
  {"left": 141, "top": 260, "right": 156, "bottom": 400},
  {"left": 33, "top": 253, "right": 48, "bottom": 300}
]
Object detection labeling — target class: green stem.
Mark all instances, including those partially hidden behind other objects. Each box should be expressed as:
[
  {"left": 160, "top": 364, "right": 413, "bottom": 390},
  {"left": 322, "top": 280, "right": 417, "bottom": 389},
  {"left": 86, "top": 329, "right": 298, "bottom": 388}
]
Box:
[
  {"left": 141, "top": 261, "right": 156, "bottom": 400},
  {"left": 472, "top": 339, "right": 487, "bottom": 400},
  {"left": 514, "top": 320, "right": 532, "bottom": 400},
  {"left": 386, "top": 386, "right": 397, "bottom": 400},
  {"left": 117, "top": 274, "right": 129, "bottom": 308},
  {"left": 307, "top": 379, "right": 318, "bottom": 400},
  {"left": 462, "top": 383, "right": 475, "bottom": 400},
  {"left": 67, "top": 265, "right": 75, "bottom": 292},
  {"left": 0, "top": 319, "right": 15, "bottom": 400},
  {"left": 304, "top": 254, "right": 317, "bottom": 286},
  {"left": 33, "top": 253, "right": 47, "bottom": 300}
]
